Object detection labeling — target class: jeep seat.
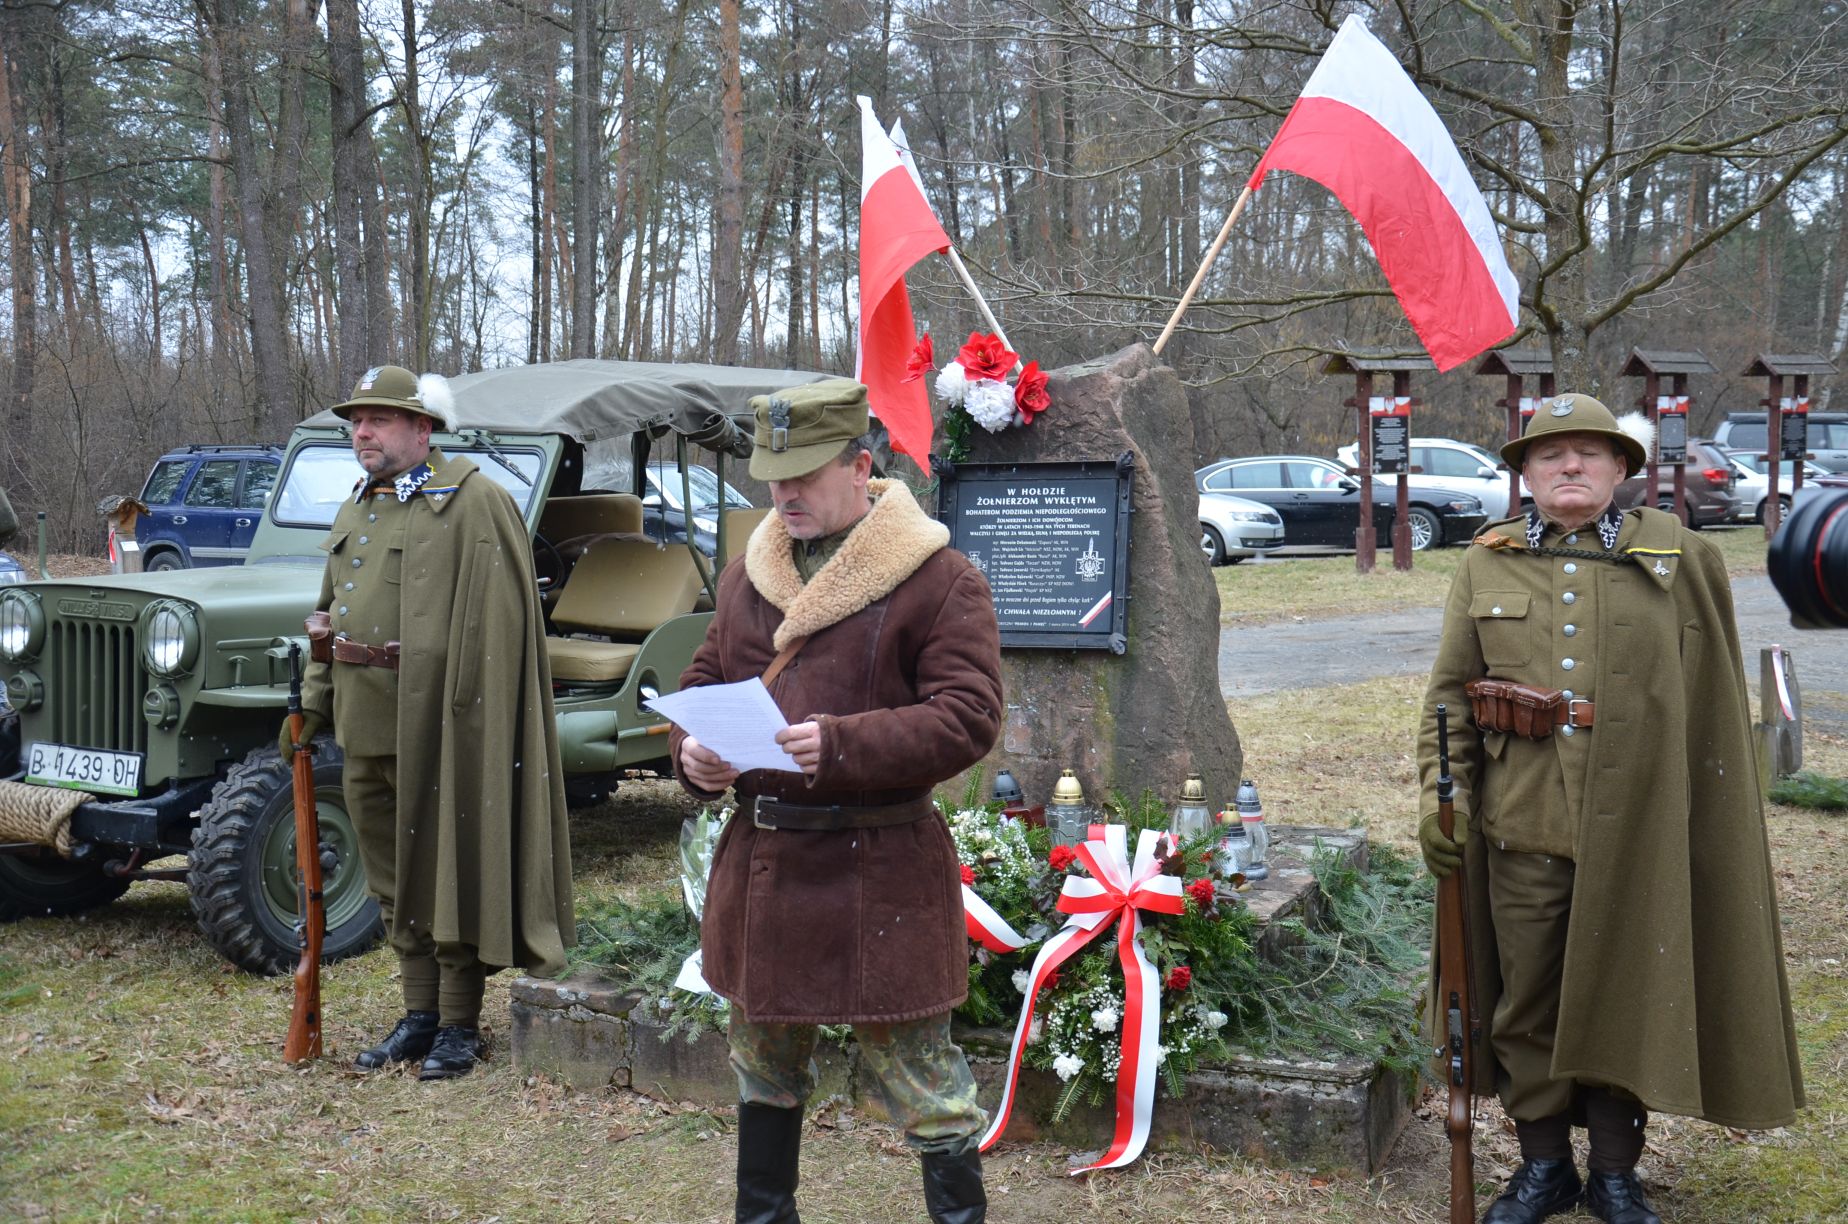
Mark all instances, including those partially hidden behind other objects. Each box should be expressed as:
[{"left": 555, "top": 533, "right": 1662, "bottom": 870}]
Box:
[
  {"left": 539, "top": 492, "right": 643, "bottom": 541},
  {"left": 546, "top": 537, "right": 703, "bottom": 683},
  {"left": 719, "top": 507, "right": 772, "bottom": 569}
]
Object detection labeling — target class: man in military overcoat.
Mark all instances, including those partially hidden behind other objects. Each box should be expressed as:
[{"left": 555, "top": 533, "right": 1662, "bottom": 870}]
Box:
[
  {"left": 670, "top": 380, "right": 1002, "bottom": 1224},
  {"left": 283, "top": 365, "right": 573, "bottom": 1080},
  {"left": 1418, "top": 394, "right": 1803, "bottom": 1224}
]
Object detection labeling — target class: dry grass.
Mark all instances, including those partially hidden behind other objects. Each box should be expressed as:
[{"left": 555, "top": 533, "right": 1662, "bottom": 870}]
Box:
[
  {"left": 1214, "top": 523, "right": 1772, "bottom": 625},
  {"left": 3, "top": 699, "right": 1844, "bottom": 1221}
]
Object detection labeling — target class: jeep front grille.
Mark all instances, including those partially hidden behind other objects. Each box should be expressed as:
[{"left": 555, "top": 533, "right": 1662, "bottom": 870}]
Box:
[{"left": 49, "top": 619, "right": 148, "bottom": 754}]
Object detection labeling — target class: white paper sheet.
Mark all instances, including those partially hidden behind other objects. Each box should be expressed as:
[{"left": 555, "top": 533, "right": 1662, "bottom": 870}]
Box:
[{"left": 644, "top": 678, "right": 797, "bottom": 774}]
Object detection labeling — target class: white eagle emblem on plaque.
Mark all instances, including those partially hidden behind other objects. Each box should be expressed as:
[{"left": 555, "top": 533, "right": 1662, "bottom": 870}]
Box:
[{"left": 1075, "top": 537, "right": 1106, "bottom": 581}]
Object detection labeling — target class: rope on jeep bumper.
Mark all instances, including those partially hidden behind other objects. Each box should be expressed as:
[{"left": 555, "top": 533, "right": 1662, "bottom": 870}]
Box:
[{"left": 0, "top": 780, "right": 86, "bottom": 856}]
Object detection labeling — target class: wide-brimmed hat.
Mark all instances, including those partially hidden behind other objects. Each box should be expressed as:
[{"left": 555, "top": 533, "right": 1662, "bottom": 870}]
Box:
[
  {"left": 748, "top": 379, "right": 870, "bottom": 481},
  {"left": 1501, "top": 392, "right": 1652, "bottom": 477},
  {"left": 331, "top": 365, "right": 458, "bottom": 431}
]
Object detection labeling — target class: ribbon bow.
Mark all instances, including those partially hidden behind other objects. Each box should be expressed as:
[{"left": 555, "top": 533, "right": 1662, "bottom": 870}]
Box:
[{"left": 979, "top": 824, "right": 1185, "bottom": 1172}]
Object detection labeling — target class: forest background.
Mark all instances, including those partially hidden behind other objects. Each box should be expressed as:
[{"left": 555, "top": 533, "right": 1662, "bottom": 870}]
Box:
[{"left": 1, "top": 0, "right": 1845, "bottom": 548}]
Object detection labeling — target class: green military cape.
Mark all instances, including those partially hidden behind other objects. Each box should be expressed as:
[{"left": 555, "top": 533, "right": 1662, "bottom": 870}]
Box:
[
  {"left": 1422, "top": 508, "right": 1804, "bottom": 1129},
  {"left": 316, "top": 454, "right": 573, "bottom": 976}
]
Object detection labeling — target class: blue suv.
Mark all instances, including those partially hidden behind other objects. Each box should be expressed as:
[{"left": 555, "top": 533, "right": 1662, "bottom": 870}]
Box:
[{"left": 135, "top": 444, "right": 284, "bottom": 570}]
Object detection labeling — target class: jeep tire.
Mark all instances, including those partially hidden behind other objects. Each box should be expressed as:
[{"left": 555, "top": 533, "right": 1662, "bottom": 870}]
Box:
[{"left": 189, "top": 740, "right": 383, "bottom": 975}]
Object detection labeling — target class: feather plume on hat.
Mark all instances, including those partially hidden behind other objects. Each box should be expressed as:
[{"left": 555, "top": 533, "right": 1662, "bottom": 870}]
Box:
[
  {"left": 415, "top": 373, "right": 458, "bottom": 431},
  {"left": 1616, "top": 411, "right": 1656, "bottom": 465}
]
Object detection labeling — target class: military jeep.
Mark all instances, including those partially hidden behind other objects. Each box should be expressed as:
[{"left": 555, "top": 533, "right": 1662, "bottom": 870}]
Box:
[{"left": 0, "top": 360, "right": 822, "bottom": 972}]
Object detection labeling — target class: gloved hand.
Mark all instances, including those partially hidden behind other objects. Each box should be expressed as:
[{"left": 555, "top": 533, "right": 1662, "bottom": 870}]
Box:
[
  {"left": 278, "top": 712, "right": 326, "bottom": 758},
  {"left": 1418, "top": 810, "right": 1467, "bottom": 878}
]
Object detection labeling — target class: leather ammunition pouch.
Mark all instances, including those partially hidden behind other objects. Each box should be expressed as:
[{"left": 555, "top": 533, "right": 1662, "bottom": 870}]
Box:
[
  {"left": 1464, "top": 679, "right": 1596, "bottom": 739},
  {"left": 305, "top": 611, "right": 333, "bottom": 664}
]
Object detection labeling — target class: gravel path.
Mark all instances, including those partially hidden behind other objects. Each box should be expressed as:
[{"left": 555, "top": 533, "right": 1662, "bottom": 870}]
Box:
[{"left": 1220, "top": 574, "right": 1848, "bottom": 736}]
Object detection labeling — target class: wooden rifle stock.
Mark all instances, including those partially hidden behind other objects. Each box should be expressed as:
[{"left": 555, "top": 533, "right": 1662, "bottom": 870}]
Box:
[
  {"left": 1434, "top": 703, "right": 1478, "bottom": 1224},
  {"left": 283, "top": 643, "right": 324, "bottom": 1063}
]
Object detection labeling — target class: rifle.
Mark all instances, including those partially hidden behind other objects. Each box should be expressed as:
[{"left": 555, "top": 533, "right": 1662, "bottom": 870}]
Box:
[
  {"left": 1434, "top": 703, "right": 1478, "bottom": 1224},
  {"left": 283, "top": 643, "right": 324, "bottom": 1063}
]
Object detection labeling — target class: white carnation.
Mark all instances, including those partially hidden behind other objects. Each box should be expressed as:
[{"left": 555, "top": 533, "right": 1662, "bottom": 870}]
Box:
[
  {"left": 1011, "top": 969, "right": 1032, "bottom": 995},
  {"left": 1090, "top": 1006, "right": 1120, "bottom": 1033},
  {"left": 964, "top": 378, "right": 1017, "bottom": 433},
  {"left": 936, "top": 361, "right": 969, "bottom": 405},
  {"left": 1028, "top": 1014, "right": 1045, "bottom": 1045},
  {"left": 1053, "top": 1052, "right": 1085, "bottom": 1081},
  {"left": 1203, "top": 1009, "right": 1228, "bottom": 1031}
]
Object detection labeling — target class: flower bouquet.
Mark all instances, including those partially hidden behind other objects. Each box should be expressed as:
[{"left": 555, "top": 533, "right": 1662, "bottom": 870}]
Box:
[{"left": 907, "top": 331, "right": 1050, "bottom": 462}]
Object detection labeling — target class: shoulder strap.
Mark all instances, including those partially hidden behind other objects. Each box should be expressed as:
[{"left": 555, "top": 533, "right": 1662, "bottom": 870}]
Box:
[{"left": 762, "top": 635, "right": 809, "bottom": 687}]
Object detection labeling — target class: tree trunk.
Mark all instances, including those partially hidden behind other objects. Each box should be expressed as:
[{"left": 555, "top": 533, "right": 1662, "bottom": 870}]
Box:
[
  {"left": 712, "top": 0, "right": 745, "bottom": 363},
  {"left": 204, "top": 0, "right": 294, "bottom": 435},
  {"left": 0, "top": 10, "right": 35, "bottom": 491},
  {"left": 569, "top": 0, "right": 598, "bottom": 358},
  {"left": 327, "top": 0, "right": 370, "bottom": 391}
]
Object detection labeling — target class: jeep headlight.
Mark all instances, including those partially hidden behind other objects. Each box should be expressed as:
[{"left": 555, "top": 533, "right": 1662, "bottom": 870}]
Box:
[
  {"left": 144, "top": 600, "right": 200, "bottom": 678},
  {"left": 0, "top": 589, "right": 42, "bottom": 661}
]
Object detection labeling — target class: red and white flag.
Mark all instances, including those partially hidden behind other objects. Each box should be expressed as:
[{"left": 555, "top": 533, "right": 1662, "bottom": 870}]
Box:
[
  {"left": 856, "top": 96, "right": 951, "bottom": 464},
  {"left": 1248, "top": 16, "right": 1518, "bottom": 371}
]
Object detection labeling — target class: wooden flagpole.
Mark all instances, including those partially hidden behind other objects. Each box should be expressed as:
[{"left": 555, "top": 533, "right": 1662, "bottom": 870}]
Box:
[{"left": 1152, "top": 184, "right": 1254, "bottom": 357}]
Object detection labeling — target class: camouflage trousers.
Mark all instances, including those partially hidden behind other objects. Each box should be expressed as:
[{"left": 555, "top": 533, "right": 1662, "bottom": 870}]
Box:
[{"left": 728, "top": 1008, "right": 987, "bottom": 1155}]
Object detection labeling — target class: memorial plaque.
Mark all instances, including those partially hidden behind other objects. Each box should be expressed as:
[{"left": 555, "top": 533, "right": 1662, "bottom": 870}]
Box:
[
  {"left": 1370, "top": 414, "right": 1409, "bottom": 474},
  {"left": 937, "top": 456, "right": 1133, "bottom": 652},
  {"left": 1780, "top": 399, "right": 1809, "bottom": 462}
]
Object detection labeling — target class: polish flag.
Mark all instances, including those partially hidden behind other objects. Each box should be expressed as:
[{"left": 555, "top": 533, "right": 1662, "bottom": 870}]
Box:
[
  {"left": 1248, "top": 16, "right": 1518, "bottom": 371},
  {"left": 857, "top": 95, "right": 950, "bottom": 465}
]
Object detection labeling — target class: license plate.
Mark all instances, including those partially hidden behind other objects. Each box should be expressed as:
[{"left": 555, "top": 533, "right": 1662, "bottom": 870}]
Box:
[{"left": 24, "top": 741, "right": 144, "bottom": 797}]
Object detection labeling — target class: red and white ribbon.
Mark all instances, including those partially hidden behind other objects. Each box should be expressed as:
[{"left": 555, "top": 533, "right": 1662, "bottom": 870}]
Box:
[
  {"left": 963, "top": 884, "right": 1032, "bottom": 953},
  {"left": 978, "top": 823, "right": 1185, "bottom": 1172}
]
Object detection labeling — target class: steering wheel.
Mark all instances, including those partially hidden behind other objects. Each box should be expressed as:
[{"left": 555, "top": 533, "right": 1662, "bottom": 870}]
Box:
[{"left": 533, "top": 531, "right": 566, "bottom": 592}]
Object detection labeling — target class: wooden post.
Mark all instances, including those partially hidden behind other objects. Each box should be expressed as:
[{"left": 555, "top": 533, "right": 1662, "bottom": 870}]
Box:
[{"left": 1353, "top": 371, "right": 1376, "bottom": 574}]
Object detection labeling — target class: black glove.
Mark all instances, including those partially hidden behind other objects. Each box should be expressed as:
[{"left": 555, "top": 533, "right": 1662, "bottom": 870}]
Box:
[
  {"left": 278, "top": 711, "right": 326, "bottom": 759},
  {"left": 1418, "top": 810, "right": 1467, "bottom": 878}
]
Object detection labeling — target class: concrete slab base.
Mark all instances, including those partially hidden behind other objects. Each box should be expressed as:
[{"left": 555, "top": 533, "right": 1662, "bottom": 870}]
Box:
[{"left": 510, "top": 824, "right": 1411, "bottom": 1173}]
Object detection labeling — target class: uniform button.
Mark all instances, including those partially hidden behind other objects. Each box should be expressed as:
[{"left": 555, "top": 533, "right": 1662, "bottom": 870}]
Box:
[
  {"left": 1492, "top": 606, "right": 1503, "bottom": 616},
  {"left": 352, "top": 558, "right": 363, "bottom": 568},
  {"left": 1563, "top": 562, "right": 1578, "bottom": 574},
  {"left": 1562, "top": 725, "right": 1576, "bottom": 737},
  {"left": 338, "top": 606, "right": 348, "bottom": 615},
  {"left": 1562, "top": 689, "right": 1575, "bottom": 699},
  {"left": 359, "top": 535, "right": 369, "bottom": 545},
  {"left": 1563, "top": 592, "right": 1577, "bottom": 604},
  {"left": 1562, "top": 657, "right": 1576, "bottom": 670},
  {"left": 344, "top": 582, "right": 354, "bottom": 592},
  {"left": 1563, "top": 624, "right": 1577, "bottom": 637},
  {"left": 1566, "top": 533, "right": 1579, "bottom": 544},
  {"left": 368, "top": 513, "right": 378, "bottom": 523}
]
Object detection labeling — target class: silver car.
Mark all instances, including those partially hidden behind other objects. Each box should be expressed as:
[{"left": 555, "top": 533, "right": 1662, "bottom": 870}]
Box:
[{"left": 1199, "top": 492, "right": 1286, "bottom": 565}]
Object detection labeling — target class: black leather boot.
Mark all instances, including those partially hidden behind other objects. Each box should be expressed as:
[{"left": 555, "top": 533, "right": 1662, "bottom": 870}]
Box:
[
  {"left": 353, "top": 1010, "right": 439, "bottom": 1070},
  {"left": 417, "top": 1025, "right": 483, "bottom": 1080},
  {"left": 1584, "top": 1170, "right": 1661, "bottom": 1224},
  {"left": 735, "top": 1101, "right": 802, "bottom": 1224},
  {"left": 1482, "top": 1158, "right": 1583, "bottom": 1224},
  {"left": 920, "top": 1148, "right": 986, "bottom": 1224}
]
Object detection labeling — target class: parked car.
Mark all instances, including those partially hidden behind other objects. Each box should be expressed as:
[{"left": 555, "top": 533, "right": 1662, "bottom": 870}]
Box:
[
  {"left": 1335, "top": 436, "right": 1520, "bottom": 519},
  {"left": 1713, "top": 410, "right": 1848, "bottom": 473},
  {"left": 638, "top": 461, "right": 754, "bottom": 556},
  {"left": 1611, "top": 436, "right": 1736, "bottom": 527},
  {"left": 0, "top": 361, "right": 827, "bottom": 971},
  {"left": 0, "top": 552, "right": 24, "bottom": 586},
  {"left": 1722, "top": 452, "right": 1829, "bottom": 524},
  {"left": 135, "top": 444, "right": 285, "bottom": 570},
  {"left": 1198, "top": 492, "right": 1286, "bottom": 565},
  {"left": 1196, "top": 456, "right": 1487, "bottom": 551}
]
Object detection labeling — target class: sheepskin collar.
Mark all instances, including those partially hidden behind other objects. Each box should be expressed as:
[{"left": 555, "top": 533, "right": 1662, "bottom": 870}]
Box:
[{"left": 745, "top": 478, "right": 950, "bottom": 649}]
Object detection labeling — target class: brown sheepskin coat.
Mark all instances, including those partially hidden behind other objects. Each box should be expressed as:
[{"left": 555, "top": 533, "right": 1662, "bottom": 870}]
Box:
[{"left": 670, "top": 480, "right": 1003, "bottom": 1023}]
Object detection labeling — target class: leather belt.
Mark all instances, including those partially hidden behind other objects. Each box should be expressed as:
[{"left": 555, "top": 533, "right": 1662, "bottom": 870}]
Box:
[
  {"left": 1555, "top": 698, "right": 1595, "bottom": 728},
  {"left": 750, "top": 795, "right": 934, "bottom": 832},
  {"left": 329, "top": 637, "right": 400, "bottom": 671}
]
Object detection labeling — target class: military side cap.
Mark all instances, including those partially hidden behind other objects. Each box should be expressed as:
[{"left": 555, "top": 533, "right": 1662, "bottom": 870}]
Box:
[
  {"left": 1501, "top": 392, "right": 1649, "bottom": 477},
  {"left": 749, "top": 379, "right": 871, "bottom": 481},
  {"left": 332, "top": 365, "right": 459, "bottom": 431}
]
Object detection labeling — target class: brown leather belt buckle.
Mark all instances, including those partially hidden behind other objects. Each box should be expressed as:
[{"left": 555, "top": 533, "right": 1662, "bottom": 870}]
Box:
[
  {"left": 329, "top": 636, "right": 401, "bottom": 672},
  {"left": 1557, "top": 698, "right": 1595, "bottom": 728}
]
